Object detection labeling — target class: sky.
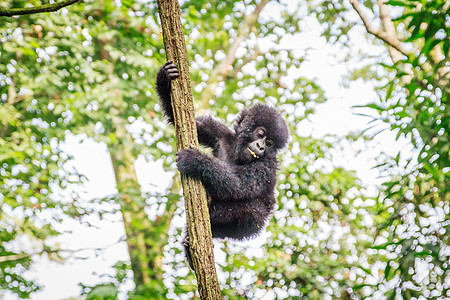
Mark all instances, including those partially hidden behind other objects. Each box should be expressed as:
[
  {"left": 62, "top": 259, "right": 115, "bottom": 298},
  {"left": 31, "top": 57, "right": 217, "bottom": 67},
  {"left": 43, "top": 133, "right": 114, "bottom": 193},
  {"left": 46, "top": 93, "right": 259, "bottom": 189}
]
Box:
[{"left": 4, "top": 6, "right": 411, "bottom": 300}]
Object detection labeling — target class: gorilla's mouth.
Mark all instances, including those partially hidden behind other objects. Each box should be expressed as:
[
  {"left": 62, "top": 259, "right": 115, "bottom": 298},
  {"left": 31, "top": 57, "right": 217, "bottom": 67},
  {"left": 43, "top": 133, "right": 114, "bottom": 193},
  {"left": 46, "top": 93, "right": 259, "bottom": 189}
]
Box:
[{"left": 247, "top": 148, "right": 259, "bottom": 159}]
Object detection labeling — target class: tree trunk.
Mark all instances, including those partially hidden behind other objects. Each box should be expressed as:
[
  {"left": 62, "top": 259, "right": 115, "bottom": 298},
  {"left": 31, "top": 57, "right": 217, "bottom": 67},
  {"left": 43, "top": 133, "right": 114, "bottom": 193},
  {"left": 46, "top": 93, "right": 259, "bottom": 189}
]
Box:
[
  {"left": 110, "top": 147, "right": 152, "bottom": 287},
  {"left": 110, "top": 125, "right": 177, "bottom": 297},
  {"left": 156, "top": 0, "right": 222, "bottom": 298}
]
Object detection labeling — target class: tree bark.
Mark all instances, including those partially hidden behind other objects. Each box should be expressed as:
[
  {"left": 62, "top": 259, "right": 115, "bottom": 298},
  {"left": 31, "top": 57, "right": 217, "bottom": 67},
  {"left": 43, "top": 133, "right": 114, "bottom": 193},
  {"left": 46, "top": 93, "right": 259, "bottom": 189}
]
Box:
[{"left": 156, "top": 0, "right": 222, "bottom": 299}]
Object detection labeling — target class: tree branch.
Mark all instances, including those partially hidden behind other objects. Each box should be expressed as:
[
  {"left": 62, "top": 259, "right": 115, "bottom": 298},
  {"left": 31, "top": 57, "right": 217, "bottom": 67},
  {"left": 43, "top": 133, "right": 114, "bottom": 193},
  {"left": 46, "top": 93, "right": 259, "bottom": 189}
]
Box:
[
  {"left": 199, "top": 0, "right": 270, "bottom": 107},
  {"left": 376, "top": 0, "right": 404, "bottom": 63},
  {"left": 0, "top": 253, "right": 29, "bottom": 263},
  {"left": 349, "top": 0, "right": 410, "bottom": 59},
  {"left": 0, "top": 0, "right": 80, "bottom": 17},
  {"left": 0, "top": 238, "right": 125, "bottom": 263}
]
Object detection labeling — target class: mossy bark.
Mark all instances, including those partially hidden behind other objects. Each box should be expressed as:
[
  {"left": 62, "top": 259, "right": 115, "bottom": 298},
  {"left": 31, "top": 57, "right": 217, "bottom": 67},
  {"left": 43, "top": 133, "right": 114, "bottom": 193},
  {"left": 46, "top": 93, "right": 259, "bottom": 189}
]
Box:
[{"left": 156, "top": 0, "right": 222, "bottom": 298}]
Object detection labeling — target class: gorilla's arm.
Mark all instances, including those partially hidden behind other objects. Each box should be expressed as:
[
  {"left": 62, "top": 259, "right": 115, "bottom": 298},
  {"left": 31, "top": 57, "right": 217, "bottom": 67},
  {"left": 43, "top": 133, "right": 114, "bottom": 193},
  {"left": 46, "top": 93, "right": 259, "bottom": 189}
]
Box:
[
  {"left": 196, "top": 115, "right": 233, "bottom": 149},
  {"left": 157, "top": 62, "right": 233, "bottom": 148},
  {"left": 156, "top": 61, "right": 178, "bottom": 125},
  {"left": 176, "top": 148, "right": 244, "bottom": 200},
  {"left": 176, "top": 148, "right": 276, "bottom": 201}
]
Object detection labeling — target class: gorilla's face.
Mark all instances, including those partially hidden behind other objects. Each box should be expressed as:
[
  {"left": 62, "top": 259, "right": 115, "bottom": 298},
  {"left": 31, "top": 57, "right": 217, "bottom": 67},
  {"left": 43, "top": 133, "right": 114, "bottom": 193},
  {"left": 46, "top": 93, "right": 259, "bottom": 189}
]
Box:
[
  {"left": 235, "top": 126, "right": 276, "bottom": 164},
  {"left": 247, "top": 126, "right": 274, "bottom": 158},
  {"left": 233, "top": 103, "right": 289, "bottom": 164}
]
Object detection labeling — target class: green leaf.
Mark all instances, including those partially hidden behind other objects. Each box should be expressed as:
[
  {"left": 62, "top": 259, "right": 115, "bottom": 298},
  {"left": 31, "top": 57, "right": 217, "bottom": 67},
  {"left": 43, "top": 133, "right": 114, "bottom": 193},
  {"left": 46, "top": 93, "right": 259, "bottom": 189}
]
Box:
[
  {"left": 386, "top": 0, "right": 416, "bottom": 8},
  {"left": 86, "top": 284, "right": 119, "bottom": 300},
  {"left": 384, "top": 263, "right": 392, "bottom": 279}
]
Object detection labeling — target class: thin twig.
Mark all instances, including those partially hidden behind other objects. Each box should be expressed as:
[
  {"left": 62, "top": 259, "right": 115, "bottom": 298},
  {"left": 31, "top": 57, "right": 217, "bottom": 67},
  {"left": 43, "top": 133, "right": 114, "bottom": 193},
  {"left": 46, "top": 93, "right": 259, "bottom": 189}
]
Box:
[
  {"left": 0, "top": 0, "right": 80, "bottom": 17},
  {"left": 0, "top": 237, "right": 125, "bottom": 263}
]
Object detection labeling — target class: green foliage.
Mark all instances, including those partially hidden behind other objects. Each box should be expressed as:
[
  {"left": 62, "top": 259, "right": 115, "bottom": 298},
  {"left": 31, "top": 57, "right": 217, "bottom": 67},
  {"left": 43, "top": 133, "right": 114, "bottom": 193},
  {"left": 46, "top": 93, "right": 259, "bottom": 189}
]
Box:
[
  {"left": 80, "top": 261, "right": 129, "bottom": 300},
  {"left": 306, "top": 0, "right": 449, "bottom": 298},
  {"left": 0, "top": 228, "right": 39, "bottom": 298},
  {"left": 4, "top": 0, "right": 447, "bottom": 299},
  {"left": 1, "top": 0, "right": 170, "bottom": 297}
]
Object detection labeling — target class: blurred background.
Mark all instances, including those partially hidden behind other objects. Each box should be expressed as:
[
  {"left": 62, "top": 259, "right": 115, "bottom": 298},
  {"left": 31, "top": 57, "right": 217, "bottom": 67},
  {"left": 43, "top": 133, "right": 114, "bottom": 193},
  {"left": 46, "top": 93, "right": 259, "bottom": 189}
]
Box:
[{"left": 0, "top": 0, "right": 448, "bottom": 299}]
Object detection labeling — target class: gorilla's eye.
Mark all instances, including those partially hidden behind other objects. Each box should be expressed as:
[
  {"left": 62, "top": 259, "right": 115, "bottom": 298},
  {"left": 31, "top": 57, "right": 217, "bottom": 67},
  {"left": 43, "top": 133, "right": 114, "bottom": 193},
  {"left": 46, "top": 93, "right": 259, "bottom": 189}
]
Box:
[
  {"left": 256, "top": 130, "right": 265, "bottom": 139},
  {"left": 266, "top": 140, "right": 274, "bottom": 147}
]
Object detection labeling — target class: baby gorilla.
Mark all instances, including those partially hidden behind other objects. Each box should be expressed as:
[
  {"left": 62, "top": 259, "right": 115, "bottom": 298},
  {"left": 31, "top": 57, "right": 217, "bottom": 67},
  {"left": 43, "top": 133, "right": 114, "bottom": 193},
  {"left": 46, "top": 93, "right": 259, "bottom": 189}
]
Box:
[{"left": 156, "top": 61, "right": 289, "bottom": 266}]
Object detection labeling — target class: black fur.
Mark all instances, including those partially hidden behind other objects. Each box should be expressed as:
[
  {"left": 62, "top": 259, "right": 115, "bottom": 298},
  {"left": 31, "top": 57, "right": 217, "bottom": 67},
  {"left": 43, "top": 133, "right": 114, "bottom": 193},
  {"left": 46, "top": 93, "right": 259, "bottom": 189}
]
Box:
[{"left": 156, "top": 61, "right": 289, "bottom": 266}]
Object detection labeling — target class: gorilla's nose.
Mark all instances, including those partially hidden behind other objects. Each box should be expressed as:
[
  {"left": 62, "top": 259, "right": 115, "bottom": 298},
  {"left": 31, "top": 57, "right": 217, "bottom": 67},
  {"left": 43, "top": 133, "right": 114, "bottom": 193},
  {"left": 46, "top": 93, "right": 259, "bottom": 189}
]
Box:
[{"left": 256, "top": 141, "right": 265, "bottom": 151}]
